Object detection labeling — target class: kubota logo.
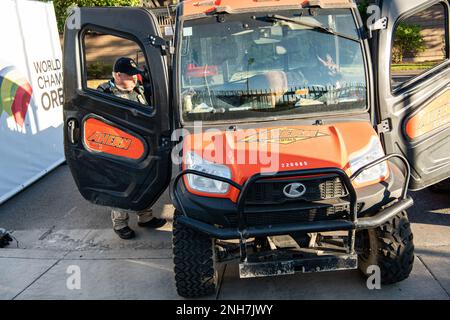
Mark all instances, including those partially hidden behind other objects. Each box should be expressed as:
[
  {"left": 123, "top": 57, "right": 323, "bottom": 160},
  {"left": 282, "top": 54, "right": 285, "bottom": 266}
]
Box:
[
  {"left": 0, "top": 66, "right": 33, "bottom": 127},
  {"left": 87, "top": 132, "right": 132, "bottom": 150},
  {"left": 283, "top": 183, "right": 307, "bottom": 198}
]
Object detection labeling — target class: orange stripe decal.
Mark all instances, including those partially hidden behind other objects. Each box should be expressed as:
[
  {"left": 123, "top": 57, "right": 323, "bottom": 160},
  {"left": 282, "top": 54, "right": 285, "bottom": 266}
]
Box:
[
  {"left": 405, "top": 91, "right": 450, "bottom": 140},
  {"left": 83, "top": 117, "right": 145, "bottom": 160}
]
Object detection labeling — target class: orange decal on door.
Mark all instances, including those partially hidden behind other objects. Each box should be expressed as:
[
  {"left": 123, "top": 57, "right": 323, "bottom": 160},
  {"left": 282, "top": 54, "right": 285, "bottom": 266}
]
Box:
[
  {"left": 87, "top": 132, "right": 132, "bottom": 150},
  {"left": 406, "top": 91, "right": 450, "bottom": 140},
  {"left": 83, "top": 117, "right": 145, "bottom": 160}
]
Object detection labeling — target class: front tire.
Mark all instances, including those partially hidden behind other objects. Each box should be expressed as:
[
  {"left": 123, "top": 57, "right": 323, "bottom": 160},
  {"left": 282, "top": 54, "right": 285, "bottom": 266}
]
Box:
[
  {"left": 357, "top": 211, "right": 414, "bottom": 284},
  {"left": 173, "top": 211, "right": 218, "bottom": 298}
]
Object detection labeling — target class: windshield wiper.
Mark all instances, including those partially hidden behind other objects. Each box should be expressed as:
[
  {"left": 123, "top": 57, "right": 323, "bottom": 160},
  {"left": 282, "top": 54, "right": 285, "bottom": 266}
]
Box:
[{"left": 265, "top": 14, "right": 360, "bottom": 43}]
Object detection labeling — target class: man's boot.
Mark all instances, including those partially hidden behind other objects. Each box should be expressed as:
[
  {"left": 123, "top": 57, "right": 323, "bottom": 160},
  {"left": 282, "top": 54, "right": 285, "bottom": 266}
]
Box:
[
  {"left": 111, "top": 209, "right": 135, "bottom": 239},
  {"left": 137, "top": 208, "right": 167, "bottom": 229}
]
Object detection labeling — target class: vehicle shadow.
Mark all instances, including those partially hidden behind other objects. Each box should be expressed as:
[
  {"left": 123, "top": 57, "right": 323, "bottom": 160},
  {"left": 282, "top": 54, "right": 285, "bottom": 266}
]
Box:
[{"left": 407, "top": 188, "right": 450, "bottom": 227}]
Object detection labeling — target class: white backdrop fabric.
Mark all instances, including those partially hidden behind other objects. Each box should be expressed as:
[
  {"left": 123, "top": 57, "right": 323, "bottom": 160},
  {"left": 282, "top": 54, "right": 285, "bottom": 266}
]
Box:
[{"left": 0, "top": 0, "right": 64, "bottom": 204}]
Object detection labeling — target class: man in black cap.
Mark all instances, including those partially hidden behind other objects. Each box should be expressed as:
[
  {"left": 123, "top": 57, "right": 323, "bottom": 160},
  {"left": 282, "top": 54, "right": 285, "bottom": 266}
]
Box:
[
  {"left": 98, "top": 57, "right": 167, "bottom": 239},
  {"left": 97, "top": 57, "right": 147, "bottom": 105}
]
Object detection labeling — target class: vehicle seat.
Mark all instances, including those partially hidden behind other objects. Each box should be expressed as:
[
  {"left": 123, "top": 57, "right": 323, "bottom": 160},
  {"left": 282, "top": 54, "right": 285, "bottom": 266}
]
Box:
[{"left": 247, "top": 71, "right": 288, "bottom": 108}]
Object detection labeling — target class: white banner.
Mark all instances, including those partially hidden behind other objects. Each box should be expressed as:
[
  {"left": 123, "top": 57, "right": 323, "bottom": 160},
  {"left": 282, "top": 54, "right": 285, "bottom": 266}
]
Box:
[{"left": 0, "top": 0, "right": 64, "bottom": 204}]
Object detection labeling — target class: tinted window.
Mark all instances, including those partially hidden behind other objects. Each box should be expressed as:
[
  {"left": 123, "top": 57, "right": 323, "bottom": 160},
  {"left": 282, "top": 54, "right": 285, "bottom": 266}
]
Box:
[
  {"left": 179, "top": 9, "right": 367, "bottom": 122},
  {"left": 391, "top": 3, "right": 448, "bottom": 89},
  {"left": 83, "top": 30, "right": 151, "bottom": 106}
]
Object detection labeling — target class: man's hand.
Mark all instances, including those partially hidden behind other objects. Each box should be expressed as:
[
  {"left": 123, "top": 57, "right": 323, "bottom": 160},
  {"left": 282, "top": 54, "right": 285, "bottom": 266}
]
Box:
[{"left": 317, "top": 54, "right": 338, "bottom": 76}]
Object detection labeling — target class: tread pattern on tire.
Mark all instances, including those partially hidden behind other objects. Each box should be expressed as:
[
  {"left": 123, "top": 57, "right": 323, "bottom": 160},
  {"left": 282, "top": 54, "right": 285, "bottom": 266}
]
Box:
[
  {"left": 173, "top": 213, "right": 216, "bottom": 298},
  {"left": 358, "top": 211, "right": 414, "bottom": 284}
]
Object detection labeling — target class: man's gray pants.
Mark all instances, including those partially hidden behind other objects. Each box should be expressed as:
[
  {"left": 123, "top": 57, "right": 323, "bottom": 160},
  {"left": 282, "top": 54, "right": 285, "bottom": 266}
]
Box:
[{"left": 111, "top": 208, "right": 153, "bottom": 230}]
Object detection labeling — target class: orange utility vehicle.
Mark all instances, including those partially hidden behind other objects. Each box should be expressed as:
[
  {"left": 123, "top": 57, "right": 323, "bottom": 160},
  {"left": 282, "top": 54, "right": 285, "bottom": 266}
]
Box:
[{"left": 63, "top": 0, "right": 450, "bottom": 297}]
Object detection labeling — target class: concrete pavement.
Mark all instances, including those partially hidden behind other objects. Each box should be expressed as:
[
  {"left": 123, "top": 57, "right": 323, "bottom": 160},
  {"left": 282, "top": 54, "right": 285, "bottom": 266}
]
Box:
[{"left": 0, "top": 164, "right": 449, "bottom": 300}]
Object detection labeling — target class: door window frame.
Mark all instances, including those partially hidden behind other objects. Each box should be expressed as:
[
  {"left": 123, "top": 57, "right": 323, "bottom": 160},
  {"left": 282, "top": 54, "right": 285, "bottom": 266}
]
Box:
[
  {"left": 79, "top": 24, "right": 156, "bottom": 116},
  {"left": 390, "top": 0, "right": 450, "bottom": 95}
]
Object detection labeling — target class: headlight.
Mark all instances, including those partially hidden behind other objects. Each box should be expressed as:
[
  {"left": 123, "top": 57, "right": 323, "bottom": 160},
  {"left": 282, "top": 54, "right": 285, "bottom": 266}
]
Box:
[
  {"left": 185, "top": 152, "right": 231, "bottom": 194},
  {"left": 349, "top": 137, "right": 389, "bottom": 185}
]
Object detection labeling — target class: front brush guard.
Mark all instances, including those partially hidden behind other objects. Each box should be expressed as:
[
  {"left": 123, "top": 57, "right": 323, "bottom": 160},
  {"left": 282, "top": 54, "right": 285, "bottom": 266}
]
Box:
[{"left": 170, "top": 154, "right": 413, "bottom": 258}]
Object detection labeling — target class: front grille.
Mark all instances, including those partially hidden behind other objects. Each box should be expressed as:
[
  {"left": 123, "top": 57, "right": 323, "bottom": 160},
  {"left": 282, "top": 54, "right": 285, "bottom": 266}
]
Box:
[
  {"left": 225, "top": 203, "right": 363, "bottom": 227},
  {"left": 245, "top": 175, "right": 347, "bottom": 205}
]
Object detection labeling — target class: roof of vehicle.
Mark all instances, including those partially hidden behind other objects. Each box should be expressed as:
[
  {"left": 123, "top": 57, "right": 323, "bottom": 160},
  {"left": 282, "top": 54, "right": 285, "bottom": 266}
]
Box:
[{"left": 180, "top": 0, "right": 356, "bottom": 17}]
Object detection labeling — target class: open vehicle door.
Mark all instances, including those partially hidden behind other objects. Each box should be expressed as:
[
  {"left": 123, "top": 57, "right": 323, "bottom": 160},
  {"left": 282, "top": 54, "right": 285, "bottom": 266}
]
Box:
[
  {"left": 375, "top": 0, "right": 450, "bottom": 190},
  {"left": 63, "top": 8, "right": 171, "bottom": 210}
]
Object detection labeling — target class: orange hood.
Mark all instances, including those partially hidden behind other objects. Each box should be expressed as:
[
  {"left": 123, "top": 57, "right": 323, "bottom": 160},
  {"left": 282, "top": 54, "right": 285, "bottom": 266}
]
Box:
[{"left": 182, "top": 122, "right": 381, "bottom": 201}]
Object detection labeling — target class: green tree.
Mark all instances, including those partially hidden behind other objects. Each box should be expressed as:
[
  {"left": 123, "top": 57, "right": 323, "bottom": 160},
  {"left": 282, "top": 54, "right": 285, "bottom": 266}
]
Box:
[
  {"left": 392, "top": 23, "right": 426, "bottom": 63},
  {"left": 40, "top": 0, "right": 140, "bottom": 32},
  {"left": 357, "top": 0, "right": 371, "bottom": 25}
]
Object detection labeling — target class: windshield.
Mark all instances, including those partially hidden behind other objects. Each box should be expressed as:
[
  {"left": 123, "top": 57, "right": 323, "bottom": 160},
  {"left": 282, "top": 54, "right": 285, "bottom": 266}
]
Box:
[{"left": 179, "top": 9, "right": 367, "bottom": 122}]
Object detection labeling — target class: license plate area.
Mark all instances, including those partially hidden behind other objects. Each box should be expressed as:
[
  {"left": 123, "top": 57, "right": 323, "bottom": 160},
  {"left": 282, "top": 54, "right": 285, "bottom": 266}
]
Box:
[{"left": 239, "top": 254, "right": 357, "bottom": 279}]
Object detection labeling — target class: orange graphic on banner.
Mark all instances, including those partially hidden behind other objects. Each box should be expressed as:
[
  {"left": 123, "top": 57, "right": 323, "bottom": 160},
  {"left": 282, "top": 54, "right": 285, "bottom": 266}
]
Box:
[{"left": 83, "top": 117, "right": 145, "bottom": 160}]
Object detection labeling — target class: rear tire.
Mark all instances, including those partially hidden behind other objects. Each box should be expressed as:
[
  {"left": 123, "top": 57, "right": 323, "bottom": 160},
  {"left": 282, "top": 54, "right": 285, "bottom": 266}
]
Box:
[
  {"left": 357, "top": 211, "right": 414, "bottom": 284},
  {"left": 173, "top": 211, "right": 218, "bottom": 298}
]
